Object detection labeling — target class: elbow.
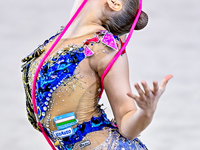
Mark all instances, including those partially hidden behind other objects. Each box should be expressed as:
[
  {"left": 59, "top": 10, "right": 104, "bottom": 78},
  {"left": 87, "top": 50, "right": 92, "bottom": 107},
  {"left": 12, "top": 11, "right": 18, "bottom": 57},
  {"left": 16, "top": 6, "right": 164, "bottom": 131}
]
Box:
[
  {"left": 116, "top": 109, "right": 143, "bottom": 141},
  {"left": 117, "top": 110, "right": 153, "bottom": 141},
  {"left": 118, "top": 125, "right": 139, "bottom": 141}
]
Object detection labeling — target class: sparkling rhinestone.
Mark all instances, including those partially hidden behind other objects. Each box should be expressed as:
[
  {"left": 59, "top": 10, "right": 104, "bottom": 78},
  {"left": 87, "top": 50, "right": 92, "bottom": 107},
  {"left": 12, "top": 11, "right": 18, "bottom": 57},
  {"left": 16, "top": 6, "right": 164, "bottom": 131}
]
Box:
[
  {"left": 42, "top": 112, "right": 45, "bottom": 116},
  {"left": 43, "top": 107, "right": 47, "bottom": 111},
  {"left": 46, "top": 97, "right": 50, "bottom": 101},
  {"left": 58, "top": 50, "right": 63, "bottom": 54},
  {"left": 39, "top": 45, "right": 43, "bottom": 50},
  {"left": 48, "top": 93, "right": 51, "bottom": 96},
  {"left": 45, "top": 102, "right": 48, "bottom": 105},
  {"left": 53, "top": 87, "right": 56, "bottom": 90}
]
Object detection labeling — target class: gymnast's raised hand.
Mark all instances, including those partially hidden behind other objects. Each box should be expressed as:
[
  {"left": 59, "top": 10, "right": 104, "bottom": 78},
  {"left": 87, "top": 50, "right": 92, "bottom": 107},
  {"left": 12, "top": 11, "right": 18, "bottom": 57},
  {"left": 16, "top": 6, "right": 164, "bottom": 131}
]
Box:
[
  {"left": 102, "top": 50, "right": 173, "bottom": 140},
  {"left": 127, "top": 75, "right": 173, "bottom": 118}
]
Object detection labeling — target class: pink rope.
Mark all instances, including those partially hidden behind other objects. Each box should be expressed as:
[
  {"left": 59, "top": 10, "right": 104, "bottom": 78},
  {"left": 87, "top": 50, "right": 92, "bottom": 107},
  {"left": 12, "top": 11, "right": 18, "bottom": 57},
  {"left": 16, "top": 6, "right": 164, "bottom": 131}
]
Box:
[
  {"left": 31, "top": 0, "right": 88, "bottom": 149},
  {"left": 99, "top": 0, "right": 143, "bottom": 98},
  {"left": 31, "top": 0, "right": 142, "bottom": 149}
]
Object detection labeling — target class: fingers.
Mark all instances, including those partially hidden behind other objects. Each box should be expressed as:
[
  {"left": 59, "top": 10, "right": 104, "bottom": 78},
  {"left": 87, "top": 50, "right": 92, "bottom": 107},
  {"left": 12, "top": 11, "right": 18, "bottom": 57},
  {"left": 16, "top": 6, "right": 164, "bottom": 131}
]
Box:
[
  {"left": 128, "top": 75, "right": 173, "bottom": 102},
  {"left": 141, "top": 81, "right": 152, "bottom": 97},
  {"left": 164, "top": 75, "right": 173, "bottom": 82},
  {"left": 134, "top": 83, "right": 146, "bottom": 99},
  {"left": 153, "top": 81, "right": 159, "bottom": 95},
  {"left": 160, "top": 75, "right": 173, "bottom": 92},
  {"left": 132, "top": 81, "right": 152, "bottom": 100}
]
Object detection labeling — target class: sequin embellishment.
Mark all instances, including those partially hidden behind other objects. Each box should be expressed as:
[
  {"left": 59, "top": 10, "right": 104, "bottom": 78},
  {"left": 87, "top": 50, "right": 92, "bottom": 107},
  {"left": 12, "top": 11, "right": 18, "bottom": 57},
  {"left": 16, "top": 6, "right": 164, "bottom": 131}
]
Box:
[
  {"left": 84, "top": 36, "right": 100, "bottom": 45},
  {"left": 102, "top": 32, "right": 118, "bottom": 51},
  {"left": 84, "top": 45, "right": 94, "bottom": 57},
  {"left": 36, "top": 47, "right": 85, "bottom": 121},
  {"left": 21, "top": 29, "right": 148, "bottom": 150}
]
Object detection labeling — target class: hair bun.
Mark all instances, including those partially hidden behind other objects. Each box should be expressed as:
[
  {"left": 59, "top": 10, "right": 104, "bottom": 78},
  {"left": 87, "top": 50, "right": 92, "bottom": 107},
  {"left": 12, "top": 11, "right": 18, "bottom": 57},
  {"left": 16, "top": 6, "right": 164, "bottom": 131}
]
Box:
[{"left": 135, "top": 11, "right": 148, "bottom": 30}]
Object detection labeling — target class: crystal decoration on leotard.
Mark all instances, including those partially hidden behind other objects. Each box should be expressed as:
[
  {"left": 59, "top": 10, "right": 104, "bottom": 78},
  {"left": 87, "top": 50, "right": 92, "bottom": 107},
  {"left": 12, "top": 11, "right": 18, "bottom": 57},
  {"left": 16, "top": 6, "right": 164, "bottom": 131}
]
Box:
[
  {"left": 44, "top": 108, "right": 148, "bottom": 150},
  {"left": 22, "top": 29, "right": 148, "bottom": 150},
  {"left": 35, "top": 47, "right": 85, "bottom": 121},
  {"left": 102, "top": 32, "right": 118, "bottom": 51},
  {"left": 96, "top": 30, "right": 108, "bottom": 35},
  {"left": 84, "top": 36, "right": 100, "bottom": 45},
  {"left": 84, "top": 45, "right": 94, "bottom": 57},
  {"left": 21, "top": 31, "right": 61, "bottom": 66}
]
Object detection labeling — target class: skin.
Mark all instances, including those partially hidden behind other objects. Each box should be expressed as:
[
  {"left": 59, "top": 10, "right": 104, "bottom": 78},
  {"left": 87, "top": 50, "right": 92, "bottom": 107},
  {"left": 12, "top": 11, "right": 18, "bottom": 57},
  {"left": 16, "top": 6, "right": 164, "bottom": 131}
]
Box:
[
  {"left": 63, "top": 0, "right": 121, "bottom": 39},
  {"left": 65, "top": 0, "right": 173, "bottom": 140}
]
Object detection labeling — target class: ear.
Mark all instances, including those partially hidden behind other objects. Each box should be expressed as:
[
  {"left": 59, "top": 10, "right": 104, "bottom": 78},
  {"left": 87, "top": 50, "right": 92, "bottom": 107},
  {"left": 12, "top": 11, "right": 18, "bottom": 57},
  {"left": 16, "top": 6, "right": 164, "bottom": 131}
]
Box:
[{"left": 107, "top": 0, "right": 122, "bottom": 11}]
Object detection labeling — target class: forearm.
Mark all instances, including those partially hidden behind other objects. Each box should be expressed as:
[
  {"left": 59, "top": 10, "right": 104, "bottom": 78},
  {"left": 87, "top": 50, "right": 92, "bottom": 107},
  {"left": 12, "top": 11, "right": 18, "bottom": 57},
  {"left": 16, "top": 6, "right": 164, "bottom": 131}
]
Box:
[{"left": 119, "top": 109, "right": 154, "bottom": 140}]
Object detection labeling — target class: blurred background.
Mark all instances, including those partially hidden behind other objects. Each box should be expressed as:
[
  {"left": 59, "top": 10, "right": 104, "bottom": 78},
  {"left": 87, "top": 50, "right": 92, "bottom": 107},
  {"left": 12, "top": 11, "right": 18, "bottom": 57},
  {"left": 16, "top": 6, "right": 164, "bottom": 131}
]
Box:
[{"left": 0, "top": 0, "right": 199, "bottom": 149}]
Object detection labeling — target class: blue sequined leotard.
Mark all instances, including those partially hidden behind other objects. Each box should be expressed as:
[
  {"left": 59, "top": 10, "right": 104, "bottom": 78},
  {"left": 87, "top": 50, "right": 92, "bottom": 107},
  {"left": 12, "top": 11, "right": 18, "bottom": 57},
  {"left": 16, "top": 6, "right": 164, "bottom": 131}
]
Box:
[{"left": 22, "top": 28, "right": 148, "bottom": 150}]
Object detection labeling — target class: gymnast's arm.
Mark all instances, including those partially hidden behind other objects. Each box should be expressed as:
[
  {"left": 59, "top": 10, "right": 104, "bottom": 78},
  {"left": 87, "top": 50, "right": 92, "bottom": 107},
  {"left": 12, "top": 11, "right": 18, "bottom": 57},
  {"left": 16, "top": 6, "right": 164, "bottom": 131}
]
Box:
[{"left": 97, "top": 52, "right": 173, "bottom": 140}]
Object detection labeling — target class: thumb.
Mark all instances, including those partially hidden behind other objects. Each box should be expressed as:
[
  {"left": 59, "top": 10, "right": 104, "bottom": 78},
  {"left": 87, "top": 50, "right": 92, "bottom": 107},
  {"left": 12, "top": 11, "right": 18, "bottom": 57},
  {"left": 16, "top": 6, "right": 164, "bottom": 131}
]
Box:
[{"left": 160, "top": 74, "right": 173, "bottom": 91}]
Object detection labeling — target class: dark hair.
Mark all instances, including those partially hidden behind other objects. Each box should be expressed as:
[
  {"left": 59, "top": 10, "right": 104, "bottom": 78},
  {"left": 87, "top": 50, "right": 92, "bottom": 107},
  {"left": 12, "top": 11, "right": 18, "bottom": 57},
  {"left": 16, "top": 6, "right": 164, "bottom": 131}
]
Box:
[{"left": 102, "top": 0, "right": 148, "bottom": 36}]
